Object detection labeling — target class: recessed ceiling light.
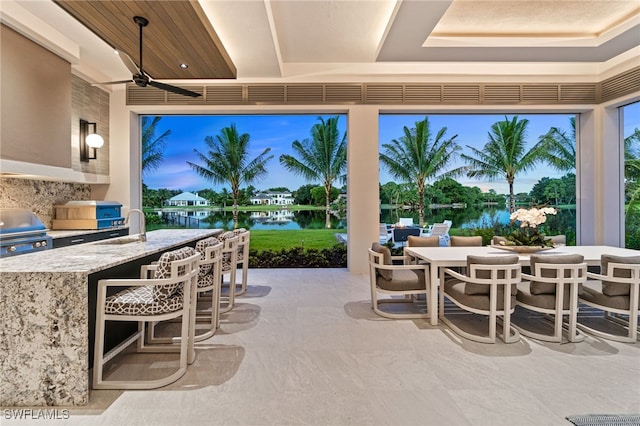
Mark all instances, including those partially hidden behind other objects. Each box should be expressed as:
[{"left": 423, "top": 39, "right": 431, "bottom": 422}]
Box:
[{"left": 180, "top": 63, "right": 189, "bottom": 69}]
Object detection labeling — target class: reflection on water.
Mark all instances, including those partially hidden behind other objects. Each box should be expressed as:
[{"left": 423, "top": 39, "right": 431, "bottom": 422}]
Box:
[
  {"left": 157, "top": 209, "right": 346, "bottom": 231},
  {"left": 380, "top": 206, "right": 576, "bottom": 237}
]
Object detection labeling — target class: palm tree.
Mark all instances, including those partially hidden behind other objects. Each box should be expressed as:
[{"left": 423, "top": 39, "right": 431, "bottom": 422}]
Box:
[
  {"left": 538, "top": 116, "right": 576, "bottom": 172},
  {"left": 625, "top": 128, "right": 640, "bottom": 215},
  {"left": 380, "top": 117, "right": 459, "bottom": 227},
  {"left": 456, "top": 116, "right": 545, "bottom": 213},
  {"left": 141, "top": 116, "right": 170, "bottom": 176},
  {"left": 188, "top": 124, "right": 273, "bottom": 228},
  {"left": 279, "top": 116, "right": 347, "bottom": 228}
]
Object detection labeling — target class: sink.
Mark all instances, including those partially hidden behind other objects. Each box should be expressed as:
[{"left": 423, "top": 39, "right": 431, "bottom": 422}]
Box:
[{"left": 95, "top": 236, "right": 143, "bottom": 245}]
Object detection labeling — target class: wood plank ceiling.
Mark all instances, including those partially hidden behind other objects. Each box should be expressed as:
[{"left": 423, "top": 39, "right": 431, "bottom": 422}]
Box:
[{"left": 53, "top": 0, "right": 236, "bottom": 80}]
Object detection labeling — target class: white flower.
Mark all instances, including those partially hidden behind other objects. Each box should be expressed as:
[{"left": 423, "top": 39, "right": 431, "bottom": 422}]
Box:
[{"left": 510, "top": 207, "right": 557, "bottom": 228}]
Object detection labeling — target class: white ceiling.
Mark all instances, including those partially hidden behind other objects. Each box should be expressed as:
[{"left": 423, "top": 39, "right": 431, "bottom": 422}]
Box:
[{"left": 4, "top": 0, "right": 640, "bottom": 84}]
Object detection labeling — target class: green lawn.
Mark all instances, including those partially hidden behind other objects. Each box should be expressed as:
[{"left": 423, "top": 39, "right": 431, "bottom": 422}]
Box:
[{"left": 249, "top": 229, "right": 343, "bottom": 251}]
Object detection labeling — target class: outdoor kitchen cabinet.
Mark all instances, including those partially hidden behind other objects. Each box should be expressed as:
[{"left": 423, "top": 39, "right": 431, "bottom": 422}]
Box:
[{"left": 51, "top": 227, "right": 129, "bottom": 248}]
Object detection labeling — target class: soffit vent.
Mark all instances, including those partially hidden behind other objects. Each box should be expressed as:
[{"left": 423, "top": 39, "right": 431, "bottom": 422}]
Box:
[
  {"left": 522, "top": 85, "right": 559, "bottom": 103},
  {"left": 600, "top": 67, "right": 640, "bottom": 103},
  {"left": 125, "top": 69, "right": 635, "bottom": 106},
  {"left": 166, "top": 87, "right": 205, "bottom": 105},
  {"left": 484, "top": 85, "right": 521, "bottom": 104},
  {"left": 559, "top": 84, "right": 597, "bottom": 103},
  {"left": 205, "top": 86, "right": 244, "bottom": 105},
  {"left": 286, "top": 85, "right": 324, "bottom": 104},
  {"left": 126, "top": 85, "right": 166, "bottom": 105},
  {"left": 247, "top": 85, "right": 285, "bottom": 104},
  {"left": 325, "top": 84, "right": 363, "bottom": 104},
  {"left": 404, "top": 85, "right": 442, "bottom": 103},
  {"left": 442, "top": 85, "right": 480, "bottom": 104},
  {"left": 365, "top": 85, "right": 404, "bottom": 104}
]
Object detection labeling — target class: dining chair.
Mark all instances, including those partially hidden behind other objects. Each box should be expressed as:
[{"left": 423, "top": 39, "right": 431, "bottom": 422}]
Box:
[
  {"left": 93, "top": 247, "right": 200, "bottom": 389},
  {"left": 547, "top": 235, "right": 566, "bottom": 245},
  {"left": 368, "top": 242, "right": 430, "bottom": 319},
  {"left": 578, "top": 254, "right": 640, "bottom": 342},
  {"left": 450, "top": 236, "right": 483, "bottom": 246},
  {"left": 514, "top": 254, "right": 587, "bottom": 342},
  {"left": 405, "top": 235, "right": 440, "bottom": 265},
  {"left": 491, "top": 236, "right": 507, "bottom": 246},
  {"left": 439, "top": 255, "right": 521, "bottom": 343},
  {"left": 406, "top": 235, "right": 440, "bottom": 247}
]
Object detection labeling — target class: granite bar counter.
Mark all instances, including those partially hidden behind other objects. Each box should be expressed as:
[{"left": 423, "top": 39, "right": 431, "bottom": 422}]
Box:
[{"left": 0, "top": 229, "right": 222, "bottom": 407}]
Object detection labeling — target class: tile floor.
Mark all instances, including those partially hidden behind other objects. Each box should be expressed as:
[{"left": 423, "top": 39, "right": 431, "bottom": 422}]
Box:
[{"left": 6, "top": 268, "right": 640, "bottom": 425}]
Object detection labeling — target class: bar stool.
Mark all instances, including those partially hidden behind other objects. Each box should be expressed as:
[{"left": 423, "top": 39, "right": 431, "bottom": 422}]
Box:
[
  {"left": 93, "top": 247, "right": 200, "bottom": 390},
  {"left": 193, "top": 238, "right": 223, "bottom": 340},
  {"left": 217, "top": 231, "right": 239, "bottom": 313},
  {"left": 147, "top": 238, "right": 223, "bottom": 346},
  {"left": 232, "top": 228, "right": 250, "bottom": 296}
]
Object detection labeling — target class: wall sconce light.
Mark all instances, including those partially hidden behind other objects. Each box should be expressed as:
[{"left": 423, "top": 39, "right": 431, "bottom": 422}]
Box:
[{"left": 80, "top": 119, "right": 104, "bottom": 162}]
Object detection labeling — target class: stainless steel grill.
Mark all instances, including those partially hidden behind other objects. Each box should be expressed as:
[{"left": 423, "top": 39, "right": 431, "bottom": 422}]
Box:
[{"left": 0, "top": 208, "right": 52, "bottom": 257}]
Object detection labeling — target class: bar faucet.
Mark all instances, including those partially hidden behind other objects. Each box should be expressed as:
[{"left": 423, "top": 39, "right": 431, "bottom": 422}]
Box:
[{"left": 125, "top": 209, "right": 146, "bottom": 242}]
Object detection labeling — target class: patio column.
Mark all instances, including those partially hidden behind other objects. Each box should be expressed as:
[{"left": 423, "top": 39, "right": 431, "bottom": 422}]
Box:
[
  {"left": 579, "top": 104, "right": 625, "bottom": 246},
  {"left": 347, "top": 106, "right": 380, "bottom": 274}
]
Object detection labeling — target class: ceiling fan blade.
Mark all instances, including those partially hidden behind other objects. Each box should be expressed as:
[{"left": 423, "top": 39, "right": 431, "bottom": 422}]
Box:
[
  {"left": 117, "top": 51, "right": 140, "bottom": 75},
  {"left": 148, "top": 80, "right": 202, "bottom": 97},
  {"left": 92, "top": 79, "right": 134, "bottom": 86}
]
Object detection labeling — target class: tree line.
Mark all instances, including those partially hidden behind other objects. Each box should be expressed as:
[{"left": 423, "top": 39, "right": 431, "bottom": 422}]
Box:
[
  {"left": 142, "top": 114, "right": 640, "bottom": 230},
  {"left": 142, "top": 183, "right": 344, "bottom": 209}
]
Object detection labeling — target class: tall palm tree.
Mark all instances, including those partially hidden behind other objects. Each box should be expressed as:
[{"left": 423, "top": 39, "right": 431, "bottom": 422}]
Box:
[
  {"left": 188, "top": 124, "right": 272, "bottom": 228},
  {"left": 279, "top": 116, "right": 347, "bottom": 228},
  {"left": 456, "top": 116, "right": 544, "bottom": 213},
  {"left": 380, "top": 117, "right": 459, "bottom": 227},
  {"left": 625, "top": 128, "right": 640, "bottom": 215},
  {"left": 538, "top": 116, "right": 576, "bottom": 172},
  {"left": 141, "top": 116, "right": 170, "bottom": 176}
]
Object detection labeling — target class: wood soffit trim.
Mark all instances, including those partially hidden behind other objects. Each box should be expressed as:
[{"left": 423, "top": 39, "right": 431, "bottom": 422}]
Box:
[{"left": 53, "top": 0, "right": 236, "bottom": 80}]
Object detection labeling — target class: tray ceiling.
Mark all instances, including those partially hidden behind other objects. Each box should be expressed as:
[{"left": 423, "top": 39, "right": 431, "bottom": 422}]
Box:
[{"left": 6, "top": 0, "right": 640, "bottom": 83}]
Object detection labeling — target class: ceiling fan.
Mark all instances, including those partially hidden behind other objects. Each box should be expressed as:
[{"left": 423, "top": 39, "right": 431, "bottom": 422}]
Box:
[{"left": 96, "top": 16, "right": 201, "bottom": 98}]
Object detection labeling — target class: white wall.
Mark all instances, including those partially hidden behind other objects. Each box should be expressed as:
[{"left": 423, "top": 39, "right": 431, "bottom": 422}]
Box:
[{"left": 347, "top": 106, "right": 380, "bottom": 274}]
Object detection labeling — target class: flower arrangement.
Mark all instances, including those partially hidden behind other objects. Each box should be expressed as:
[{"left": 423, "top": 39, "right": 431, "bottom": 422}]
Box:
[{"left": 502, "top": 207, "right": 557, "bottom": 247}]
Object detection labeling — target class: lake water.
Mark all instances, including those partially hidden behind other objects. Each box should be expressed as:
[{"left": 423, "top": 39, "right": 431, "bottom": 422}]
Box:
[
  {"left": 158, "top": 206, "right": 575, "bottom": 235},
  {"left": 158, "top": 209, "right": 346, "bottom": 230},
  {"left": 380, "top": 206, "right": 576, "bottom": 233}
]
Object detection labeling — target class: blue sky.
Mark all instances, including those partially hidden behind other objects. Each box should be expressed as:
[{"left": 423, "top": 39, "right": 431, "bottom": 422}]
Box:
[{"left": 143, "top": 102, "right": 640, "bottom": 195}]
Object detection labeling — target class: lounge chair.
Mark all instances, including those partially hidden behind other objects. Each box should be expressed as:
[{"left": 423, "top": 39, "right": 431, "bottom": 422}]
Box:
[{"left": 379, "top": 223, "right": 393, "bottom": 244}]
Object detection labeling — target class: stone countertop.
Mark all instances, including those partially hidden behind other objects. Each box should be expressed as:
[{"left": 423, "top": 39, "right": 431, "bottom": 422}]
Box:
[
  {"left": 0, "top": 228, "right": 221, "bottom": 273},
  {"left": 46, "top": 226, "right": 129, "bottom": 239}
]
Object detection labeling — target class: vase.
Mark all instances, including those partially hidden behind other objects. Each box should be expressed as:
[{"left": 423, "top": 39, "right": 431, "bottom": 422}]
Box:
[{"left": 490, "top": 244, "right": 554, "bottom": 254}]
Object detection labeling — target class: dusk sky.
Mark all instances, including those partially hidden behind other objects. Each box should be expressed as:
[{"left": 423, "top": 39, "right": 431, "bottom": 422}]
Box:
[{"left": 143, "top": 102, "right": 640, "bottom": 195}]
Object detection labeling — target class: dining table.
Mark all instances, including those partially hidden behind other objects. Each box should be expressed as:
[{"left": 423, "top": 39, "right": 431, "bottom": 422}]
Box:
[{"left": 403, "top": 245, "right": 640, "bottom": 326}]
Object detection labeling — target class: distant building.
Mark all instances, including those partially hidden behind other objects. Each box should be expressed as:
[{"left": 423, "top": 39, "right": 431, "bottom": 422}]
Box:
[
  {"left": 165, "top": 191, "right": 209, "bottom": 207},
  {"left": 250, "top": 191, "right": 294, "bottom": 206},
  {"left": 250, "top": 210, "right": 294, "bottom": 223}
]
